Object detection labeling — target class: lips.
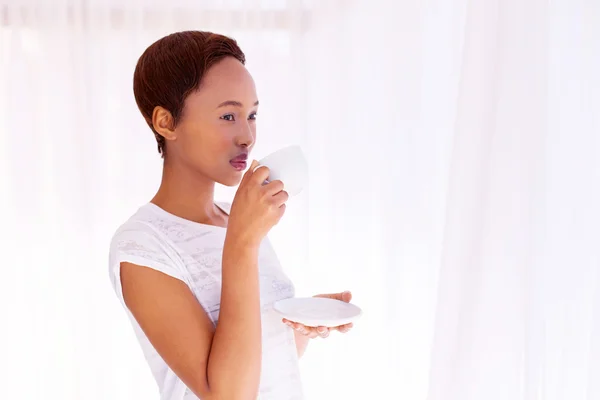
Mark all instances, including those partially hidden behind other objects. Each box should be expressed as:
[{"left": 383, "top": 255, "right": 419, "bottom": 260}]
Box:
[
  {"left": 230, "top": 153, "right": 248, "bottom": 171},
  {"left": 231, "top": 153, "right": 248, "bottom": 162}
]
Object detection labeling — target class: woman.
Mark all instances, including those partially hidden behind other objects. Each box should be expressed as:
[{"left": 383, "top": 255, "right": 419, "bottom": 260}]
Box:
[{"left": 108, "top": 31, "right": 354, "bottom": 400}]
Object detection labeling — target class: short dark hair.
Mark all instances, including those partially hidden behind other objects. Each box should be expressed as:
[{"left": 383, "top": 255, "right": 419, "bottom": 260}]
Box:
[{"left": 133, "top": 31, "right": 246, "bottom": 157}]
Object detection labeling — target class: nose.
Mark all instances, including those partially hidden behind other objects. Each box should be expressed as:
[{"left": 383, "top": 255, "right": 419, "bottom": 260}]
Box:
[{"left": 236, "top": 122, "right": 255, "bottom": 148}]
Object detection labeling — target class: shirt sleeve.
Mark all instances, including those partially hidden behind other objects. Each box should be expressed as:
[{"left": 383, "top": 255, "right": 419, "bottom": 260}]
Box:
[{"left": 108, "top": 226, "right": 189, "bottom": 304}]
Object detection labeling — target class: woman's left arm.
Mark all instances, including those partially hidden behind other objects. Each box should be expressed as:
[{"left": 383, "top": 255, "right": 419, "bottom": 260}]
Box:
[{"left": 283, "top": 291, "right": 354, "bottom": 358}]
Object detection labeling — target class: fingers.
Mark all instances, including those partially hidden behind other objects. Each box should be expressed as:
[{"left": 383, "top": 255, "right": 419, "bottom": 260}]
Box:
[
  {"left": 282, "top": 319, "right": 328, "bottom": 339},
  {"left": 263, "top": 179, "right": 284, "bottom": 195},
  {"left": 282, "top": 317, "right": 354, "bottom": 337},
  {"left": 271, "top": 189, "right": 289, "bottom": 207},
  {"left": 341, "top": 291, "right": 352, "bottom": 303},
  {"left": 249, "top": 159, "right": 259, "bottom": 171},
  {"left": 251, "top": 160, "right": 263, "bottom": 173},
  {"left": 241, "top": 160, "right": 259, "bottom": 184},
  {"left": 250, "top": 164, "right": 270, "bottom": 185},
  {"left": 261, "top": 180, "right": 287, "bottom": 208},
  {"left": 243, "top": 164, "right": 287, "bottom": 207},
  {"left": 335, "top": 322, "right": 354, "bottom": 333},
  {"left": 294, "top": 323, "right": 319, "bottom": 339},
  {"left": 316, "top": 326, "right": 330, "bottom": 338},
  {"left": 314, "top": 290, "right": 352, "bottom": 302},
  {"left": 292, "top": 322, "right": 352, "bottom": 336}
]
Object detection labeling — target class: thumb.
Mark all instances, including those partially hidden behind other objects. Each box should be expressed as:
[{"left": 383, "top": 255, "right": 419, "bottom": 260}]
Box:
[
  {"left": 250, "top": 159, "right": 261, "bottom": 171},
  {"left": 241, "top": 160, "right": 259, "bottom": 183},
  {"left": 248, "top": 159, "right": 259, "bottom": 173},
  {"left": 314, "top": 291, "right": 352, "bottom": 303}
]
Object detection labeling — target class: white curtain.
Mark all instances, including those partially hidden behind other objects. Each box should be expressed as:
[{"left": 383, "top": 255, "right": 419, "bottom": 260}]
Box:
[{"left": 1, "top": 1, "right": 598, "bottom": 399}]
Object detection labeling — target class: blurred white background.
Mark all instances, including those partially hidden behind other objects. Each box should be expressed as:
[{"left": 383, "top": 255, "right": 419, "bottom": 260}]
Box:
[{"left": 1, "top": 0, "right": 599, "bottom": 399}]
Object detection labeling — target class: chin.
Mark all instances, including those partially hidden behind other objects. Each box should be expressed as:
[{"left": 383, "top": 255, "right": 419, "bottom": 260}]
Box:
[{"left": 218, "top": 171, "right": 244, "bottom": 187}]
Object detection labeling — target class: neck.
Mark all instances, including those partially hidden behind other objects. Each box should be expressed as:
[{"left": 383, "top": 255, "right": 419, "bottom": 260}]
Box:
[{"left": 151, "top": 158, "right": 225, "bottom": 226}]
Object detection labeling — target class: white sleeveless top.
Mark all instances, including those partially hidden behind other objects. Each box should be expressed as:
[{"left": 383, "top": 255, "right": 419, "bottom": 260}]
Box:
[{"left": 108, "top": 202, "right": 304, "bottom": 400}]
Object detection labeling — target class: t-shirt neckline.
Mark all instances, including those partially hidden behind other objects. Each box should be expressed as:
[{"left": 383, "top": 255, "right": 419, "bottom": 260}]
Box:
[{"left": 144, "top": 201, "right": 230, "bottom": 230}]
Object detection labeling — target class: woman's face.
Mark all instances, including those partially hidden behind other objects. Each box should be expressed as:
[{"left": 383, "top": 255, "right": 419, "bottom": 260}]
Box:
[{"left": 165, "top": 56, "right": 259, "bottom": 186}]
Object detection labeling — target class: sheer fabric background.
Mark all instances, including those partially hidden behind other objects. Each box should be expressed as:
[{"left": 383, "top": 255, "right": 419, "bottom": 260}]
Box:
[{"left": 1, "top": 1, "right": 598, "bottom": 399}]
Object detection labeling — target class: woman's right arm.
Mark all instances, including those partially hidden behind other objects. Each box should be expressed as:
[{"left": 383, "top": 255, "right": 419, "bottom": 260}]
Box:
[
  {"left": 120, "top": 236, "right": 261, "bottom": 400},
  {"left": 120, "top": 161, "right": 287, "bottom": 400}
]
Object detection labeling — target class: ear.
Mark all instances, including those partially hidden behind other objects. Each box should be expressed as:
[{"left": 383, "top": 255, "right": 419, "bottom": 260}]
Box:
[{"left": 151, "top": 106, "right": 177, "bottom": 141}]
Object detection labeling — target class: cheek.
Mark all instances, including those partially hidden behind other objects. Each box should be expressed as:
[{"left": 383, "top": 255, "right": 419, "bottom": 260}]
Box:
[
  {"left": 177, "top": 118, "right": 241, "bottom": 160},
  {"left": 210, "top": 127, "right": 236, "bottom": 153},
  {"left": 217, "top": 130, "right": 234, "bottom": 146},
  {"left": 201, "top": 124, "right": 239, "bottom": 161},
  {"left": 178, "top": 120, "right": 222, "bottom": 149}
]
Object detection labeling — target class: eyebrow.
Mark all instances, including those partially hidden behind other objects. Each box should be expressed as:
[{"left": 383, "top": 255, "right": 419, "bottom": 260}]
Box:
[{"left": 216, "top": 100, "right": 260, "bottom": 109}]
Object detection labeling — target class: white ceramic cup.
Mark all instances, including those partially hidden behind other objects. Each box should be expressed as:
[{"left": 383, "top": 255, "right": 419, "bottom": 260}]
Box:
[{"left": 257, "top": 145, "right": 308, "bottom": 197}]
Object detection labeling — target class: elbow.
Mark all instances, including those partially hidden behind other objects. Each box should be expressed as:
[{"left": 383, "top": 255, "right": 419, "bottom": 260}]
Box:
[
  {"left": 190, "top": 381, "right": 259, "bottom": 400},
  {"left": 199, "top": 390, "right": 259, "bottom": 400},
  {"left": 206, "top": 387, "right": 259, "bottom": 400}
]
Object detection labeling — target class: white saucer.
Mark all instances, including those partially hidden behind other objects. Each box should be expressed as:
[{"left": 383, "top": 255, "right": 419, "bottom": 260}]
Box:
[{"left": 273, "top": 297, "right": 363, "bottom": 328}]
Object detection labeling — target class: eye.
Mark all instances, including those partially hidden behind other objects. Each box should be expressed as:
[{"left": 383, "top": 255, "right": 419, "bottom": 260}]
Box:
[
  {"left": 249, "top": 112, "right": 258, "bottom": 120},
  {"left": 221, "top": 114, "right": 235, "bottom": 121}
]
